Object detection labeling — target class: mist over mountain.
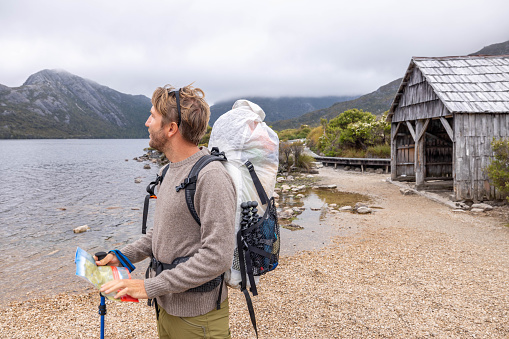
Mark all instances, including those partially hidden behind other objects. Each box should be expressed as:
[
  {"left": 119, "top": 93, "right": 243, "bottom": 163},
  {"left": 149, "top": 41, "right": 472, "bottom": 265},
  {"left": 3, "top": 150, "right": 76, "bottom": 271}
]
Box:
[
  {"left": 0, "top": 69, "right": 150, "bottom": 139},
  {"left": 209, "top": 95, "right": 357, "bottom": 126},
  {"left": 270, "top": 38, "right": 509, "bottom": 131},
  {"left": 270, "top": 78, "right": 401, "bottom": 130}
]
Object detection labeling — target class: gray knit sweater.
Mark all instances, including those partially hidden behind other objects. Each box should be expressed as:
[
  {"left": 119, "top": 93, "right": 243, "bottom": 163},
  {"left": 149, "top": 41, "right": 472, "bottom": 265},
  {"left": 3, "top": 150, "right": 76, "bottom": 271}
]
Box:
[{"left": 121, "top": 148, "right": 236, "bottom": 317}]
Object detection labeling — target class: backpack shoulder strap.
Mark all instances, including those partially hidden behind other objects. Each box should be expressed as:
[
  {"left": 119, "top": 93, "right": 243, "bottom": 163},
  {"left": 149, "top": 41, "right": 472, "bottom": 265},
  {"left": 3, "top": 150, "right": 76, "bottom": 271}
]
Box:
[
  {"left": 142, "top": 164, "right": 170, "bottom": 234},
  {"left": 175, "top": 147, "right": 227, "bottom": 226}
]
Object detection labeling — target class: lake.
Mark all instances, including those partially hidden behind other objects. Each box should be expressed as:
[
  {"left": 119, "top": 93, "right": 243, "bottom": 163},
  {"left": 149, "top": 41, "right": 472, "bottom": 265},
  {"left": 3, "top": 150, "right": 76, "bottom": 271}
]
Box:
[{"left": 0, "top": 139, "right": 360, "bottom": 304}]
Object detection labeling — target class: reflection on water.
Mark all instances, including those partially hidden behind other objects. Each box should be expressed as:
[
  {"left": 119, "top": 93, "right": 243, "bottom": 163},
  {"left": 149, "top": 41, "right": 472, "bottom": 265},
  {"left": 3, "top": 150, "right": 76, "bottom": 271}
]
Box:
[{"left": 278, "top": 188, "right": 370, "bottom": 256}]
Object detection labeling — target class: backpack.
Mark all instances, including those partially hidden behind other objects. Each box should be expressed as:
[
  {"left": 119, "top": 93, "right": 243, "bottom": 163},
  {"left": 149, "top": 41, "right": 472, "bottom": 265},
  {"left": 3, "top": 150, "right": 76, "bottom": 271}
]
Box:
[{"left": 142, "top": 100, "right": 280, "bottom": 337}]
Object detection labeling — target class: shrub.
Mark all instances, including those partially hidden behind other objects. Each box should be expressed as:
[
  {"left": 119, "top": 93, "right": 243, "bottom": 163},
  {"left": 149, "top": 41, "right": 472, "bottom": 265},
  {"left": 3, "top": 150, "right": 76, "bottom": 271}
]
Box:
[
  {"left": 486, "top": 138, "right": 509, "bottom": 201},
  {"left": 340, "top": 148, "right": 366, "bottom": 158},
  {"left": 277, "top": 125, "right": 311, "bottom": 141},
  {"left": 199, "top": 126, "right": 212, "bottom": 147},
  {"left": 306, "top": 126, "right": 323, "bottom": 153},
  {"left": 366, "top": 144, "right": 391, "bottom": 158},
  {"left": 318, "top": 109, "right": 390, "bottom": 157},
  {"left": 297, "top": 154, "right": 315, "bottom": 172}
]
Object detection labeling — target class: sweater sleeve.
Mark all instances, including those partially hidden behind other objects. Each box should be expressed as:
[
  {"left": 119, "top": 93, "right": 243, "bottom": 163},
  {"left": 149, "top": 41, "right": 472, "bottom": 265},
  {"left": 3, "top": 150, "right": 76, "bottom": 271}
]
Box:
[
  {"left": 120, "top": 227, "right": 154, "bottom": 264},
  {"left": 144, "top": 166, "right": 236, "bottom": 297}
]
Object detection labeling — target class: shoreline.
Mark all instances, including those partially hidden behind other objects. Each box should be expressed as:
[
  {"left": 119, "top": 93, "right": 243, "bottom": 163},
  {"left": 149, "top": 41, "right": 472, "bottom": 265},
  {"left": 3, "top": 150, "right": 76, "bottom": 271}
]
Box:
[{"left": 2, "top": 167, "right": 509, "bottom": 338}]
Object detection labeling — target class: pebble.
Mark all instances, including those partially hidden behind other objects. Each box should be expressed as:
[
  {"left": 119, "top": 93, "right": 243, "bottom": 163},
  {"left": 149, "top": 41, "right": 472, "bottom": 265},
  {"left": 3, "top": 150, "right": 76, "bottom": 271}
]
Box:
[
  {"left": 356, "top": 207, "right": 372, "bottom": 214},
  {"left": 73, "top": 225, "right": 90, "bottom": 233},
  {"left": 471, "top": 203, "right": 493, "bottom": 211}
]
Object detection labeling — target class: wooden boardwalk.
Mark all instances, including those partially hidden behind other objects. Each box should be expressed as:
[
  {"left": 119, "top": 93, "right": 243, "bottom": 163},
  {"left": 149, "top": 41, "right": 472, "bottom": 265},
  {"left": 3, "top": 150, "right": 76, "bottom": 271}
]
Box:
[{"left": 314, "top": 155, "right": 391, "bottom": 173}]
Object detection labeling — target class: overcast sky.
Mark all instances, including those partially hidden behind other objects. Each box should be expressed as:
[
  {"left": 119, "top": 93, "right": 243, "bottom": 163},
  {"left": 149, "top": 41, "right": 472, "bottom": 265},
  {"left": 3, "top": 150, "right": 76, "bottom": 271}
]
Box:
[{"left": 1, "top": 0, "right": 508, "bottom": 104}]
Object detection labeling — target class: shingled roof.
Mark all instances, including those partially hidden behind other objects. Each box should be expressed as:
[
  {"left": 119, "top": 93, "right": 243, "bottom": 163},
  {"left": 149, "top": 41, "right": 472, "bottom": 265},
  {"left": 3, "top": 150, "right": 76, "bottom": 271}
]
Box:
[{"left": 389, "top": 55, "right": 509, "bottom": 115}]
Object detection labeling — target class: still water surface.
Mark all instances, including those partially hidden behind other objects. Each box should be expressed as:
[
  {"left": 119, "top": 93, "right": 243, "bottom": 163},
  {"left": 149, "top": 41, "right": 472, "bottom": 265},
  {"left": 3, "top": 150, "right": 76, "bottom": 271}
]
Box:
[
  {"left": 0, "top": 139, "right": 363, "bottom": 304},
  {"left": 0, "top": 139, "right": 160, "bottom": 303}
]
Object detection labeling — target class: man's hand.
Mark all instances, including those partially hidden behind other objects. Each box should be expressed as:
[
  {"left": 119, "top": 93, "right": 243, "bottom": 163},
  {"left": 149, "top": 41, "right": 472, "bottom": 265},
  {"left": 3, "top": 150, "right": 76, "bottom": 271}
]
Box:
[
  {"left": 100, "top": 279, "right": 148, "bottom": 299},
  {"left": 94, "top": 253, "right": 120, "bottom": 267}
]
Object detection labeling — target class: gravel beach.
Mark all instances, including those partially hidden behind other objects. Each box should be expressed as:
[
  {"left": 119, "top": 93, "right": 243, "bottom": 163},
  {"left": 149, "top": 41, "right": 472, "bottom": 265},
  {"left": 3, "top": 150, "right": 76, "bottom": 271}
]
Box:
[{"left": 2, "top": 167, "right": 509, "bottom": 338}]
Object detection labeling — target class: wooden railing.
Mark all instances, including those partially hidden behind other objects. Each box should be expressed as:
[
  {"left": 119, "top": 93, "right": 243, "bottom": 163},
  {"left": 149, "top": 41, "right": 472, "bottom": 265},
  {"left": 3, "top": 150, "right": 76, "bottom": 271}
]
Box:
[{"left": 313, "top": 155, "right": 391, "bottom": 173}]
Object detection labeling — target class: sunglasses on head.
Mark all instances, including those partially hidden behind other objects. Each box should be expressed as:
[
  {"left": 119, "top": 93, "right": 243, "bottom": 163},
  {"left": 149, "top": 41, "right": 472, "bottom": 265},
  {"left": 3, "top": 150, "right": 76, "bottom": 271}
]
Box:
[{"left": 168, "top": 89, "right": 182, "bottom": 128}]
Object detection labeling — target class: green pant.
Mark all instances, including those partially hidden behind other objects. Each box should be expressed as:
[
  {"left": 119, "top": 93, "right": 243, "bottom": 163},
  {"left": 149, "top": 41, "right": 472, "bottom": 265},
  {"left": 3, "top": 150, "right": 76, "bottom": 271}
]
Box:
[{"left": 157, "top": 299, "right": 231, "bottom": 339}]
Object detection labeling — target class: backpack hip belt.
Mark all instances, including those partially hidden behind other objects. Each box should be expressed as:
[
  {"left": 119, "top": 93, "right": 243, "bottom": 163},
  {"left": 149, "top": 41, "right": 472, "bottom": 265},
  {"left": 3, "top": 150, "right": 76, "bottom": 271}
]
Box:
[{"left": 145, "top": 255, "right": 225, "bottom": 311}]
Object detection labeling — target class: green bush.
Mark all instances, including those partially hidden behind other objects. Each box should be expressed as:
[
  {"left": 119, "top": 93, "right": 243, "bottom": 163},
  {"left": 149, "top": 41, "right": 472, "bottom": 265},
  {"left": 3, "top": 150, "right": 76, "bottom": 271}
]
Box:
[
  {"left": 366, "top": 144, "right": 391, "bottom": 158},
  {"left": 306, "top": 126, "right": 323, "bottom": 153},
  {"left": 318, "top": 109, "right": 390, "bottom": 157},
  {"left": 199, "top": 126, "right": 212, "bottom": 147},
  {"left": 297, "top": 154, "right": 315, "bottom": 171},
  {"left": 277, "top": 125, "right": 311, "bottom": 141},
  {"left": 486, "top": 138, "right": 509, "bottom": 201}
]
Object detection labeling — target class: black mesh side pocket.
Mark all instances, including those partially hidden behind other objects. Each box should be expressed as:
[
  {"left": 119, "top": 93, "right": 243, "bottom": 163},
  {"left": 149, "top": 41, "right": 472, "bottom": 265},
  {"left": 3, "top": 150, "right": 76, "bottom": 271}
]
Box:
[
  {"left": 233, "top": 197, "right": 280, "bottom": 277},
  {"left": 254, "top": 197, "right": 280, "bottom": 275}
]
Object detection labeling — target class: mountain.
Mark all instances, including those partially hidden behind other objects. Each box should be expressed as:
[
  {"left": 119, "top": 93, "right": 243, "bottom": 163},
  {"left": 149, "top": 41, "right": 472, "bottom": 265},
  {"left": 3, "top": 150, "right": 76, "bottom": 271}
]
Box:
[
  {"left": 0, "top": 69, "right": 150, "bottom": 139},
  {"left": 470, "top": 39, "right": 509, "bottom": 56},
  {"left": 270, "top": 38, "right": 509, "bottom": 131},
  {"left": 270, "top": 78, "right": 401, "bottom": 130},
  {"left": 209, "top": 95, "right": 357, "bottom": 126}
]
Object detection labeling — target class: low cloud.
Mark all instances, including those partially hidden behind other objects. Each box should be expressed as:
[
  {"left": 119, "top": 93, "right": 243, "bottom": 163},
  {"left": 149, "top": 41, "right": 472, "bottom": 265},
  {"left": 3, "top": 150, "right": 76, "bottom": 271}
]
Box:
[{"left": 0, "top": 0, "right": 508, "bottom": 103}]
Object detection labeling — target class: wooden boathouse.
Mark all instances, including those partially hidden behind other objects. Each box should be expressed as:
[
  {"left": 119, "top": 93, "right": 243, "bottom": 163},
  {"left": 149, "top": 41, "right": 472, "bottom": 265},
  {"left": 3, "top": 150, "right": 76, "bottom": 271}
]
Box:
[{"left": 387, "top": 55, "right": 509, "bottom": 201}]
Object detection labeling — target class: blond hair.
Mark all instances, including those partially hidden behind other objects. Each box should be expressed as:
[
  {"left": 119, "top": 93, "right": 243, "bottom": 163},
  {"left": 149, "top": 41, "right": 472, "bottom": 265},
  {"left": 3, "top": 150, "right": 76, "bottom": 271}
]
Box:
[{"left": 151, "top": 84, "right": 210, "bottom": 145}]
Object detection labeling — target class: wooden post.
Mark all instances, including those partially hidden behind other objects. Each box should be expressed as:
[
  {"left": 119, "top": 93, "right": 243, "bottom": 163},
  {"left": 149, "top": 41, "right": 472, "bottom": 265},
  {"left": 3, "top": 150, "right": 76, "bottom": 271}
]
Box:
[
  {"left": 390, "top": 122, "right": 399, "bottom": 180},
  {"left": 415, "top": 119, "right": 426, "bottom": 189}
]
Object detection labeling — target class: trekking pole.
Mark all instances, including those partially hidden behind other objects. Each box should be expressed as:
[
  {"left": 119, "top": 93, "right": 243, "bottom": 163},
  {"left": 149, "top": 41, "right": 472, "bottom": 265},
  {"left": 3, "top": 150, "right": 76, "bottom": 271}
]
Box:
[{"left": 95, "top": 252, "right": 108, "bottom": 339}]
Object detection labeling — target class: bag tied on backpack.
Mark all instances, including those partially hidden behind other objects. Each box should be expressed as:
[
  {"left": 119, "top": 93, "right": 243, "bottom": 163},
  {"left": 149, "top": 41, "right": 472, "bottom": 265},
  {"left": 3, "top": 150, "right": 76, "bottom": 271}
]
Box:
[{"left": 208, "top": 100, "right": 280, "bottom": 290}]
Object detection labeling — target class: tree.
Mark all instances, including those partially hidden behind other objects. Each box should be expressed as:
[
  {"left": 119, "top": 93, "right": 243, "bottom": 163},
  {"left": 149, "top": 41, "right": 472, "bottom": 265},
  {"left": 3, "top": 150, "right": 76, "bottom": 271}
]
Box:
[
  {"left": 289, "top": 141, "right": 304, "bottom": 171},
  {"left": 279, "top": 141, "right": 293, "bottom": 170},
  {"left": 318, "top": 109, "right": 390, "bottom": 156}
]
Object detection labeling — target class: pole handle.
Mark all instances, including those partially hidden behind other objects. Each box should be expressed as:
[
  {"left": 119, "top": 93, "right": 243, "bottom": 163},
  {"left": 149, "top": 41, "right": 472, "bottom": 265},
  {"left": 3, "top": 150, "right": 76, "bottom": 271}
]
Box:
[{"left": 95, "top": 252, "right": 108, "bottom": 261}]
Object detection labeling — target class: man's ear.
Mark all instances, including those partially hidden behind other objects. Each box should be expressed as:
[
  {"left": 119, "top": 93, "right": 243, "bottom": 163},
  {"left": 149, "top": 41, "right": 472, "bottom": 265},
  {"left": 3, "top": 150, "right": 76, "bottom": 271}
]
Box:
[{"left": 166, "top": 121, "right": 179, "bottom": 138}]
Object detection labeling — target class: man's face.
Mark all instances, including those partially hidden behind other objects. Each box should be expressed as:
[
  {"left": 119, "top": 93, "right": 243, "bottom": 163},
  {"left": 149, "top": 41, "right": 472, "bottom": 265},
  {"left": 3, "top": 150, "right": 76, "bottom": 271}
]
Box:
[{"left": 145, "top": 106, "right": 167, "bottom": 152}]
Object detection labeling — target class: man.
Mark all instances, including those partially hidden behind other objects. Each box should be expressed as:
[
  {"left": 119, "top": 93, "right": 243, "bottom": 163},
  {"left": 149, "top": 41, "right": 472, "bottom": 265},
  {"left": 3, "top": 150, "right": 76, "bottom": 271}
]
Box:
[{"left": 97, "top": 84, "right": 236, "bottom": 338}]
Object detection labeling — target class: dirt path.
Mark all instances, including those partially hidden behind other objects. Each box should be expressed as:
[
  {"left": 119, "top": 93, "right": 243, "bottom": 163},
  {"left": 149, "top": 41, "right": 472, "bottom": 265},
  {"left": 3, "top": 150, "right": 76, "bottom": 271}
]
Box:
[
  {"left": 2, "top": 167, "right": 509, "bottom": 338},
  {"left": 229, "top": 168, "right": 509, "bottom": 338}
]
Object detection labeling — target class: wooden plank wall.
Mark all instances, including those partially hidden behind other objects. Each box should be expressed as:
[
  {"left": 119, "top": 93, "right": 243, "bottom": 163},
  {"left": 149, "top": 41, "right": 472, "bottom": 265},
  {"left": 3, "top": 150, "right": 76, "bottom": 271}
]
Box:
[
  {"left": 393, "top": 123, "right": 415, "bottom": 179},
  {"left": 392, "top": 68, "right": 449, "bottom": 122},
  {"left": 454, "top": 113, "right": 509, "bottom": 201}
]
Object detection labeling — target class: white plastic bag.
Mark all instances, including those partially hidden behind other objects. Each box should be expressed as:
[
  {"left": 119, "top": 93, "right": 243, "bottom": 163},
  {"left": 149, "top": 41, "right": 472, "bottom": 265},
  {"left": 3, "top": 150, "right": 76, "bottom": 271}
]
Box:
[{"left": 209, "top": 100, "right": 279, "bottom": 288}]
